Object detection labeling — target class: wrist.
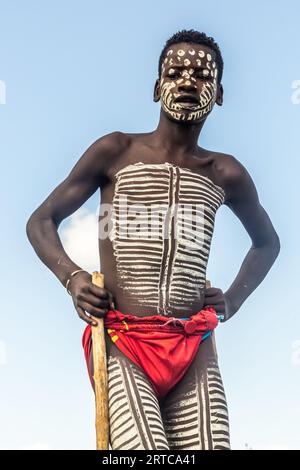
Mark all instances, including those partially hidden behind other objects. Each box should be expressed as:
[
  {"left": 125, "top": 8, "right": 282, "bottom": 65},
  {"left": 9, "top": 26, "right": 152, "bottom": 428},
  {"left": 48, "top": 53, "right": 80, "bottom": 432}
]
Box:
[
  {"left": 224, "top": 292, "right": 238, "bottom": 322},
  {"left": 65, "top": 269, "right": 89, "bottom": 294}
]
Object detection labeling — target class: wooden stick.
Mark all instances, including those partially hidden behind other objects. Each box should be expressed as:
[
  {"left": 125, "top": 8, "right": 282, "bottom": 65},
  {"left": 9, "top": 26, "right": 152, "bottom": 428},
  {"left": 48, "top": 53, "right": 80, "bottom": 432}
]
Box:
[
  {"left": 205, "top": 279, "right": 219, "bottom": 360},
  {"left": 91, "top": 271, "right": 109, "bottom": 450}
]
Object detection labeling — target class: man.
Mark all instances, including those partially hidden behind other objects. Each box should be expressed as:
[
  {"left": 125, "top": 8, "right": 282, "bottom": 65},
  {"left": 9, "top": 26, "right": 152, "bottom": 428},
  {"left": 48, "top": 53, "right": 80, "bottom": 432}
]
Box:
[{"left": 26, "top": 29, "right": 280, "bottom": 450}]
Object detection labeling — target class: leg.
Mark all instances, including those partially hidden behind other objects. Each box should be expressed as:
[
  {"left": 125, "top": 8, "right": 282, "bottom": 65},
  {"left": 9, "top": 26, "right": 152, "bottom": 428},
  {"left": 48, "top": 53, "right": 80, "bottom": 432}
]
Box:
[
  {"left": 160, "top": 333, "right": 230, "bottom": 450},
  {"left": 88, "top": 330, "right": 170, "bottom": 450}
]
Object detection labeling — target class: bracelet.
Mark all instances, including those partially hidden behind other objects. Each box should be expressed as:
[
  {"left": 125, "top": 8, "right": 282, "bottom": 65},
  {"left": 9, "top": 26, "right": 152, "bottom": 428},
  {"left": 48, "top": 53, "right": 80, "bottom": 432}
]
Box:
[{"left": 65, "top": 269, "right": 87, "bottom": 295}]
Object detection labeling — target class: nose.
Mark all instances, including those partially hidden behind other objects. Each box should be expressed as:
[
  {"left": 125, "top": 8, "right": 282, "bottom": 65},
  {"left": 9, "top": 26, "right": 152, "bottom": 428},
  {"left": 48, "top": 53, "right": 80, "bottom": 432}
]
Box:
[{"left": 177, "top": 82, "right": 198, "bottom": 93}]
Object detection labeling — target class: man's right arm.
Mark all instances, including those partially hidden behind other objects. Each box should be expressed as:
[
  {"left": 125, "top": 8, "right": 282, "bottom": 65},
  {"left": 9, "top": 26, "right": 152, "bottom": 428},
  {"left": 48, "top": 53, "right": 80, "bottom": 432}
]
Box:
[{"left": 26, "top": 131, "right": 123, "bottom": 289}]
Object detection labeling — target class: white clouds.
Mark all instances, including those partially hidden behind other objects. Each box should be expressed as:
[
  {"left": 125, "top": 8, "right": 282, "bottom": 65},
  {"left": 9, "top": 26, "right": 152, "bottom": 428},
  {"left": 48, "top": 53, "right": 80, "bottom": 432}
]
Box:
[
  {"left": 291, "top": 79, "right": 300, "bottom": 104},
  {"left": 60, "top": 206, "right": 100, "bottom": 273}
]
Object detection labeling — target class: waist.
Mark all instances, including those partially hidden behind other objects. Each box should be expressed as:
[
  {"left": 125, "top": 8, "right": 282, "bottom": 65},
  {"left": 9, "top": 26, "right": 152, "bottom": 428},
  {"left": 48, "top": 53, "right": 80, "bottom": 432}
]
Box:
[
  {"left": 103, "top": 307, "right": 221, "bottom": 335},
  {"left": 114, "top": 297, "right": 207, "bottom": 318}
]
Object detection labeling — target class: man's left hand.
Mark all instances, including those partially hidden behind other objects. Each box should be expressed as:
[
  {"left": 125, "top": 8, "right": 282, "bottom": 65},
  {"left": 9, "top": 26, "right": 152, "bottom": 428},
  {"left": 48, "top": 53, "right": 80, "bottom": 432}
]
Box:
[{"left": 204, "top": 287, "right": 232, "bottom": 322}]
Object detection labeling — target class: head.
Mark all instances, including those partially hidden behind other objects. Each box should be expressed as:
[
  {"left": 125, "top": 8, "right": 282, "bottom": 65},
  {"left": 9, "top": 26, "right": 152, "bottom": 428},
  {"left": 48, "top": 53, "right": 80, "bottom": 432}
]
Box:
[{"left": 154, "top": 29, "right": 224, "bottom": 124}]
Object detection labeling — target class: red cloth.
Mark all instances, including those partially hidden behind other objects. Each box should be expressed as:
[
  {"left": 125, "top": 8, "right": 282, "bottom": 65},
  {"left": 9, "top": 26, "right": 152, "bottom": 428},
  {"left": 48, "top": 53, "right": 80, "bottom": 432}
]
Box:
[{"left": 82, "top": 307, "right": 219, "bottom": 398}]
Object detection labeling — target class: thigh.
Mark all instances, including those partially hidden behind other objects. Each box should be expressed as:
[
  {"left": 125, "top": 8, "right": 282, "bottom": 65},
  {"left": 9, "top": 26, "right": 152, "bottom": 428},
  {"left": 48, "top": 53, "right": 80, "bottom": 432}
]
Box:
[
  {"left": 160, "top": 333, "right": 230, "bottom": 450},
  {"left": 89, "top": 331, "right": 170, "bottom": 450}
]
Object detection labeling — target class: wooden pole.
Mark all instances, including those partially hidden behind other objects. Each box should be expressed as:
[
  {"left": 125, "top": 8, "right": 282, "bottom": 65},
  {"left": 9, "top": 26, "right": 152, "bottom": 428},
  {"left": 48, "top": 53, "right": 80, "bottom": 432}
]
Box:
[
  {"left": 205, "top": 279, "right": 219, "bottom": 360},
  {"left": 91, "top": 271, "right": 109, "bottom": 450}
]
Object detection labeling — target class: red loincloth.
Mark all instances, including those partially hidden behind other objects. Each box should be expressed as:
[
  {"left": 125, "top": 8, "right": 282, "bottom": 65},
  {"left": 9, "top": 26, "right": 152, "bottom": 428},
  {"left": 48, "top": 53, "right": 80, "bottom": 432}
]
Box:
[{"left": 82, "top": 306, "right": 219, "bottom": 398}]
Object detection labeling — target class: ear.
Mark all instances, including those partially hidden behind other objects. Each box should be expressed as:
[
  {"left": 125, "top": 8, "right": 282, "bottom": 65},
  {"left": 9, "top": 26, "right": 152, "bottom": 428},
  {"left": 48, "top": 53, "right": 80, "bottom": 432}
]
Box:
[
  {"left": 153, "top": 78, "right": 161, "bottom": 102},
  {"left": 216, "top": 83, "right": 223, "bottom": 106}
]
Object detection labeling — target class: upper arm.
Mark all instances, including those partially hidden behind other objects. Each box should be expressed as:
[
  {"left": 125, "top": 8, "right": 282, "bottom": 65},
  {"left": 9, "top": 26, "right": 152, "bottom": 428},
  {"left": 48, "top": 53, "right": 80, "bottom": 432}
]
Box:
[
  {"left": 28, "top": 131, "right": 125, "bottom": 227},
  {"left": 223, "top": 156, "right": 280, "bottom": 248}
]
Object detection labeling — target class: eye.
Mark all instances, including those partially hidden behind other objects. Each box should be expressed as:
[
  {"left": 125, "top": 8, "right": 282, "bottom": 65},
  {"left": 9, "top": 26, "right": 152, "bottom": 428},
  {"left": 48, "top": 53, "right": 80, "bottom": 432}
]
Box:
[
  {"left": 167, "top": 72, "right": 180, "bottom": 79},
  {"left": 197, "top": 71, "right": 211, "bottom": 80}
]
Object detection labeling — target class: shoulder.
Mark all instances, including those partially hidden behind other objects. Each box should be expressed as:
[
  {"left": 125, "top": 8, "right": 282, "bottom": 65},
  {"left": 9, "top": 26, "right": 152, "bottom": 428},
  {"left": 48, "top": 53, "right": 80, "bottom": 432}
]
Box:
[
  {"left": 92, "top": 131, "right": 131, "bottom": 155},
  {"left": 82, "top": 131, "right": 131, "bottom": 175},
  {"left": 211, "top": 152, "right": 256, "bottom": 205}
]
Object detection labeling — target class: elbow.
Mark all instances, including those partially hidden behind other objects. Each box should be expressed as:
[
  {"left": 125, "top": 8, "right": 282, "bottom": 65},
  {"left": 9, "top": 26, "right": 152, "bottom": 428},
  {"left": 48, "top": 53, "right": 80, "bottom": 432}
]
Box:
[
  {"left": 252, "top": 233, "right": 281, "bottom": 257},
  {"left": 266, "top": 234, "right": 281, "bottom": 260},
  {"left": 26, "top": 210, "right": 45, "bottom": 241},
  {"left": 26, "top": 213, "right": 38, "bottom": 241},
  {"left": 273, "top": 235, "right": 281, "bottom": 257},
  {"left": 270, "top": 230, "right": 281, "bottom": 255},
  {"left": 26, "top": 210, "right": 57, "bottom": 242}
]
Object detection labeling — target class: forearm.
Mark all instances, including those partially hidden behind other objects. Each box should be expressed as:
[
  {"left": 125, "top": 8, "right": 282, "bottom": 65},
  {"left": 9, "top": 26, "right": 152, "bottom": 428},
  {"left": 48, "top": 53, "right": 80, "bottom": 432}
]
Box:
[
  {"left": 225, "top": 240, "right": 280, "bottom": 319},
  {"left": 26, "top": 214, "right": 84, "bottom": 288}
]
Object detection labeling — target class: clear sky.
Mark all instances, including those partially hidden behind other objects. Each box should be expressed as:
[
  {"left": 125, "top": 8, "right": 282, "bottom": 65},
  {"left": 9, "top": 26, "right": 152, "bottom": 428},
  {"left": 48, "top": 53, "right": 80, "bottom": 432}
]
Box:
[{"left": 0, "top": 0, "right": 299, "bottom": 450}]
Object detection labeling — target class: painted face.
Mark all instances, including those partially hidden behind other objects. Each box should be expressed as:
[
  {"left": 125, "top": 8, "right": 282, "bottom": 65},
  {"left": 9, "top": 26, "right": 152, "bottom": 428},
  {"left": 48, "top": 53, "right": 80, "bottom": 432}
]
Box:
[{"left": 159, "top": 43, "right": 219, "bottom": 123}]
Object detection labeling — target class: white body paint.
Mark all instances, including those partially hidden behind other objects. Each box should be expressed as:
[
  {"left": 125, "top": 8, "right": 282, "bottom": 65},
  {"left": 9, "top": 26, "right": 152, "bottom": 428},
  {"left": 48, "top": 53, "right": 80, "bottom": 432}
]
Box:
[{"left": 109, "top": 162, "right": 225, "bottom": 315}]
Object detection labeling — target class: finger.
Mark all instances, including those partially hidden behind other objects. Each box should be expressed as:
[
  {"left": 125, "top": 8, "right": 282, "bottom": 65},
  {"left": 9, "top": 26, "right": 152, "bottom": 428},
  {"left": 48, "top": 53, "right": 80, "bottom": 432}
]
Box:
[
  {"left": 204, "top": 304, "right": 217, "bottom": 311},
  {"left": 83, "top": 292, "right": 111, "bottom": 309},
  {"left": 79, "top": 301, "right": 108, "bottom": 318},
  {"left": 107, "top": 291, "right": 115, "bottom": 309},
  {"left": 212, "top": 304, "right": 226, "bottom": 314},
  {"left": 89, "top": 285, "right": 108, "bottom": 298},
  {"left": 75, "top": 306, "right": 98, "bottom": 326},
  {"left": 204, "top": 295, "right": 220, "bottom": 305},
  {"left": 205, "top": 288, "right": 222, "bottom": 297},
  {"left": 205, "top": 302, "right": 225, "bottom": 313}
]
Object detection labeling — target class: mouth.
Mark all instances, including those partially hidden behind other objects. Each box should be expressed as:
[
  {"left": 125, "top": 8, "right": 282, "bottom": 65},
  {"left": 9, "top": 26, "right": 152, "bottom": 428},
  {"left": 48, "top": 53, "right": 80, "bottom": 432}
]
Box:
[{"left": 175, "top": 94, "right": 199, "bottom": 105}]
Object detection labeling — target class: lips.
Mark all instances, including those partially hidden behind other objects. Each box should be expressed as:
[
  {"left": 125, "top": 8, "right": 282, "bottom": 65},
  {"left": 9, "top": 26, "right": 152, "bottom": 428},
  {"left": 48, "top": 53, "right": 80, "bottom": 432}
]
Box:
[{"left": 175, "top": 94, "right": 199, "bottom": 104}]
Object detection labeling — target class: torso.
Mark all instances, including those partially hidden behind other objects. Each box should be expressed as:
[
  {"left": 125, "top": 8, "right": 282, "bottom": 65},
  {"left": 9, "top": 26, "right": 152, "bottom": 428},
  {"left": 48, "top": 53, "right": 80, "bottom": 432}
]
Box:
[{"left": 99, "top": 132, "right": 227, "bottom": 318}]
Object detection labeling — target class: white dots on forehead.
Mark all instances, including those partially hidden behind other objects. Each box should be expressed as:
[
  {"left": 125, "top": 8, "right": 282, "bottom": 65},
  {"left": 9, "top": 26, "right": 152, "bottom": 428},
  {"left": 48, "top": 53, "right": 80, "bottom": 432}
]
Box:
[
  {"left": 206, "top": 62, "right": 211, "bottom": 69},
  {"left": 164, "top": 57, "right": 168, "bottom": 64},
  {"left": 214, "top": 68, "right": 218, "bottom": 78},
  {"left": 167, "top": 49, "right": 173, "bottom": 56},
  {"left": 207, "top": 53, "right": 212, "bottom": 61},
  {"left": 188, "top": 68, "right": 194, "bottom": 75},
  {"left": 198, "top": 50, "right": 205, "bottom": 58},
  {"left": 183, "top": 58, "right": 191, "bottom": 66},
  {"left": 177, "top": 49, "right": 185, "bottom": 56},
  {"left": 213, "top": 61, "right": 216, "bottom": 68},
  {"left": 188, "top": 49, "right": 196, "bottom": 55},
  {"left": 196, "top": 59, "right": 201, "bottom": 66},
  {"left": 203, "top": 69, "right": 210, "bottom": 77}
]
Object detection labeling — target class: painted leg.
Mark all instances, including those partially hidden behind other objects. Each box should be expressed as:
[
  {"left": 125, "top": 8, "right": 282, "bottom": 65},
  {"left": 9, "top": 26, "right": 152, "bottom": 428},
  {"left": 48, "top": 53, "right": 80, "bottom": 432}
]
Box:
[
  {"left": 160, "top": 333, "right": 230, "bottom": 450},
  {"left": 88, "top": 331, "right": 170, "bottom": 450}
]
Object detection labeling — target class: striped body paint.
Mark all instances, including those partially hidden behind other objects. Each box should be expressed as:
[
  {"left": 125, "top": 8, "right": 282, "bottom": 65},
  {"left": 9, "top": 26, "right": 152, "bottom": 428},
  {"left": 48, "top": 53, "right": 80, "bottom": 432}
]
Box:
[
  {"left": 107, "top": 355, "right": 170, "bottom": 450},
  {"left": 92, "top": 337, "right": 230, "bottom": 449},
  {"left": 162, "top": 358, "right": 230, "bottom": 450},
  {"left": 109, "top": 162, "right": 225, "bottom": 315}
]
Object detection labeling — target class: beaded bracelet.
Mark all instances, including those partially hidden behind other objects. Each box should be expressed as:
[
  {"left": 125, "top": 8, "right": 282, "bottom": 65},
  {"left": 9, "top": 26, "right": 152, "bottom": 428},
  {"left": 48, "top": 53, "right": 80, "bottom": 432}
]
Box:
[{"left": 65, "top": 269, "right": 87, "bottom": 295}]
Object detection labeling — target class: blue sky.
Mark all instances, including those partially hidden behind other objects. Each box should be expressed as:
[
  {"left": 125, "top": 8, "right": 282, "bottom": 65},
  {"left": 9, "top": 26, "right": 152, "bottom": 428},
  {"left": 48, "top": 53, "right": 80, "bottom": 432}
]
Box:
[{"left": 0, "top": 0, "right": 299, "bottom": 450}]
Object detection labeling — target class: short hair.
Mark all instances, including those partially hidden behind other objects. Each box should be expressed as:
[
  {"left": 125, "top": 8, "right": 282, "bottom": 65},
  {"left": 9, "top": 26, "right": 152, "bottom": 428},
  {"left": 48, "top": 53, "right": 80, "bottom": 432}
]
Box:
[{"left": 158, "top": 29, "right": 224, "bottom": 83}]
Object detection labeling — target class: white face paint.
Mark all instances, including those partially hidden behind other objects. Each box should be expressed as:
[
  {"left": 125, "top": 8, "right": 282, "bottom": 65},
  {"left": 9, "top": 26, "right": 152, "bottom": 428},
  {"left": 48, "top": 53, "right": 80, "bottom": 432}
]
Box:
[{"left": 159, "top": 45, "right": 219, "bottom": 123}]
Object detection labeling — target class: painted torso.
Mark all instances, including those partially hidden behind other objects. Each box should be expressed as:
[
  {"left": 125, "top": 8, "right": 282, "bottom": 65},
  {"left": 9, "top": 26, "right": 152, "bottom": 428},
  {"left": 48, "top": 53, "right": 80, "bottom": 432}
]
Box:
[{"left": 99, "top": 141, "right": 225, "bottom": 318}]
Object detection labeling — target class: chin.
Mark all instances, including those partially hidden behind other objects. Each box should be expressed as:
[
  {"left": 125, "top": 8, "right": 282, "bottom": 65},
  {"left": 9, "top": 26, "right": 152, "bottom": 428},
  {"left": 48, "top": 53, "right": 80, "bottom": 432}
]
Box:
[
  {"left": 161, "top": 103, "right": 211, "bottom": 124},
  {"left": 166, "top": 109, "right": 209, "bottom": 125}
]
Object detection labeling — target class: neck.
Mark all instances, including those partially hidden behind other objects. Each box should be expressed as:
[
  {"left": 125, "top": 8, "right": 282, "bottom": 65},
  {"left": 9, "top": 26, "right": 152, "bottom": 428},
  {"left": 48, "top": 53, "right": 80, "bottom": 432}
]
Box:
[{"left": 151, "top": 108, "right": 206, "bottom": 154}]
